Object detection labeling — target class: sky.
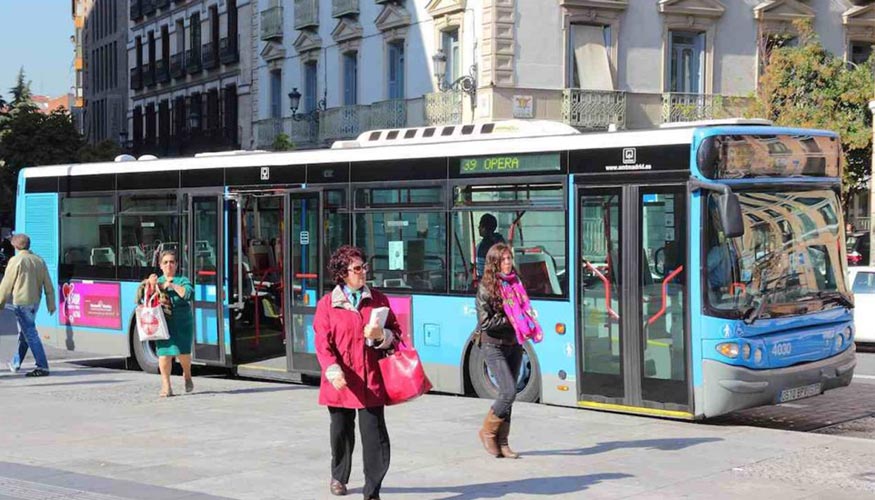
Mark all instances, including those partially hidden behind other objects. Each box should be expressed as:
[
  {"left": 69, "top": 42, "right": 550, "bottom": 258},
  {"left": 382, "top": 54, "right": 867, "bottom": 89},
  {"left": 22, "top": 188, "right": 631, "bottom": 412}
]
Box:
[{"left": 0, "top": 0, "right": 74, "bottom": 99}]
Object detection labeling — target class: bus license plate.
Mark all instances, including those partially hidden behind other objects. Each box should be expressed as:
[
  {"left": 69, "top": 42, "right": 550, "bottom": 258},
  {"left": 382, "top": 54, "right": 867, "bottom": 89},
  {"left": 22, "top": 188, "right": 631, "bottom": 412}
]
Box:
[{"left": 779, "top": 383, "right": 822, "bottom": 403}]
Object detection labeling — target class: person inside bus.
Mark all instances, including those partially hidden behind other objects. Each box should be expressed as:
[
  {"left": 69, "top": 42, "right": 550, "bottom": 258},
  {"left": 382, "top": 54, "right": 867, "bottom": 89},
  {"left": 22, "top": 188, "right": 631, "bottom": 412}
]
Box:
[
  {"left": 314, "top": 245, "right": 402, "bottom": 500},
  {"left": 476, "top": 214, "right": 506, "bottom": 279},
  {"left": 707, "top": 232, "right": 738, "bottom": 300},
  {"left": 474, "top": 243, "right": 543, "bottom": 459},
  {"left": 136, "top": 250, "right": 195, "bottom": 397}
]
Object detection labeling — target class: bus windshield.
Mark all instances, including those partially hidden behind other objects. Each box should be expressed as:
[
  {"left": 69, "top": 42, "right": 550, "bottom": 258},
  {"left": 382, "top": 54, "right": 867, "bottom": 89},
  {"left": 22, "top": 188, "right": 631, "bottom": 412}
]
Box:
[{"left": 704, "top": 189, "right": 851, "bottom": 321}]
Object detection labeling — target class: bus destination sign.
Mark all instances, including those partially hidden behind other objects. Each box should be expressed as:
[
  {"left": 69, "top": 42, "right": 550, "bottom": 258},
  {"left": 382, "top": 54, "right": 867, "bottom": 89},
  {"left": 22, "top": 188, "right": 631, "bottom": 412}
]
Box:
[{"left": 460, "top": 153, "right": 561, "bottom": 175}]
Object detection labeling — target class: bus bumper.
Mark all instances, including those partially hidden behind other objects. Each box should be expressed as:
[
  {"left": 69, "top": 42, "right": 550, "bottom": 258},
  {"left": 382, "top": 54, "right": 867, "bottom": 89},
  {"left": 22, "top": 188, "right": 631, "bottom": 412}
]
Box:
[{"left": 700, "top": 344, "right": 856, "bottom": 418}]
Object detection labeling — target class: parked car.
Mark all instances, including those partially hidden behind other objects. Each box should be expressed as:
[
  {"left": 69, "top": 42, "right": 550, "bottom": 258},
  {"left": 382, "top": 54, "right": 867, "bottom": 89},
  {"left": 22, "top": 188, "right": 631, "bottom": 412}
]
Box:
[
  {"left": 847, "top": 231, "right": 870, "bottom": 266},
  {"left": 848, "top": 266, "right": 875, "bottom": 343}
]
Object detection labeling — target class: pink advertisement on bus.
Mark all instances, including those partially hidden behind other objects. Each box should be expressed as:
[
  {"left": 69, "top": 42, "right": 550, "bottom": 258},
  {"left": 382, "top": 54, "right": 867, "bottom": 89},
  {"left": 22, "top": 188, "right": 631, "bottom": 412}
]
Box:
[{"left": 60, "top": 281, "right": 122, "bottom": 330}]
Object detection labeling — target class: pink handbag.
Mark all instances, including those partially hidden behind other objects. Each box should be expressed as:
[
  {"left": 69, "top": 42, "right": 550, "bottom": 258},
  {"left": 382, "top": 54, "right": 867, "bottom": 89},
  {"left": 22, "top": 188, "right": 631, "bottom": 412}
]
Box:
[{"left": 378, "top": 339, "right": 432, "bottom": 406}]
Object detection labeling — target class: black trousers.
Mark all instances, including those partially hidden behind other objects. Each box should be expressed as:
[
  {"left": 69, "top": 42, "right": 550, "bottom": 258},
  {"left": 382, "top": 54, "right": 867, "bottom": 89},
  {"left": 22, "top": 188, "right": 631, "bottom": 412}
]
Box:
[
  {"left": 482, "top": 342, "right": 524, "bottom": 420},
  {"left": 329, "top": 406, "right": 391, "bottom": 499}
]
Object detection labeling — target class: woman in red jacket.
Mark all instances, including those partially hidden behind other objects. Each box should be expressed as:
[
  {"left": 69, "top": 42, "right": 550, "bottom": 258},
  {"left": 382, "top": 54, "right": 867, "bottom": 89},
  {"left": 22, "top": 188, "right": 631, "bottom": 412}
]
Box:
[{"left": 314, "top": 245, "right": 401, "bottom": 500}]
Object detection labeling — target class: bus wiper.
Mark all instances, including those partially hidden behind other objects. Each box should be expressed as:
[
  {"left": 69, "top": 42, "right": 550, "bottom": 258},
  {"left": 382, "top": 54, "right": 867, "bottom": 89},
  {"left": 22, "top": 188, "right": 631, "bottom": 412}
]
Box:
[
  {"left": 810, "top": 291, "right": 854, "bottom": 309},
  {"left": 742, "top": 295, "right": 768, "bottom": 325}
]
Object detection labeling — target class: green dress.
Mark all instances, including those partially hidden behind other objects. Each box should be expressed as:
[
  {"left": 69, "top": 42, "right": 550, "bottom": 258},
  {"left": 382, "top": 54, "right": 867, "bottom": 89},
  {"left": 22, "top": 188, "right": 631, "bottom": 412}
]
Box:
[{"left": 155, "top": 276, "right": 194, "bottom": 356}]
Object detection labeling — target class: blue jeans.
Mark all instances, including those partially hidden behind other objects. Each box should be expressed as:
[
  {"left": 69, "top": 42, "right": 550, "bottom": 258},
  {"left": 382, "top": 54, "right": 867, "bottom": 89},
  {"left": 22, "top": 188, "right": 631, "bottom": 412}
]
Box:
[{"left": 11, "top": 305, "right": 48, "bottom": 371}]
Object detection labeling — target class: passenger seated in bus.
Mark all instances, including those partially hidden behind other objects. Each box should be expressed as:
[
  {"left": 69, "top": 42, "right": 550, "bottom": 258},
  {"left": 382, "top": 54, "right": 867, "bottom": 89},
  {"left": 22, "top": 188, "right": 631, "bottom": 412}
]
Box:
[
  {"left": 476, "top": 214, "right": 506, "bottom": 278},
  {"left": 707, "top": 232, "right": 738, "bottom": 297}
]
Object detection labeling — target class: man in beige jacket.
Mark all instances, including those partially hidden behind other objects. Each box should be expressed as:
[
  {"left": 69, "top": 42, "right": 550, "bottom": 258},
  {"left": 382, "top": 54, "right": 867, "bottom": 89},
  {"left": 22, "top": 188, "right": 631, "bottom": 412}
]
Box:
[{"left": 0, "top": 234, "right": 56, "bottom": 377}]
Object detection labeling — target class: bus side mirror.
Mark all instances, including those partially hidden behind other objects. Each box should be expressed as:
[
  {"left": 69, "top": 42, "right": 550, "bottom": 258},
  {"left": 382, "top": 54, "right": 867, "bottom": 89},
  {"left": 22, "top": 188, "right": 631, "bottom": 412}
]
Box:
[{"left": 717, "top": 192, "right": 744, "bottom": 238}]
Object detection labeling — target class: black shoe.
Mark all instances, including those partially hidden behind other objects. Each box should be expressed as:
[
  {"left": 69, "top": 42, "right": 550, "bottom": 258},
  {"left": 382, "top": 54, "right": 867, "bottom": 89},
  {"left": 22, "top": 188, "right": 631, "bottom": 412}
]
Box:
[
  {"left": 25, "top": 369, "right": 49, "bottom": 377},
  {"left": 330, "top": 479, "right": 347, "bottom": 496}
]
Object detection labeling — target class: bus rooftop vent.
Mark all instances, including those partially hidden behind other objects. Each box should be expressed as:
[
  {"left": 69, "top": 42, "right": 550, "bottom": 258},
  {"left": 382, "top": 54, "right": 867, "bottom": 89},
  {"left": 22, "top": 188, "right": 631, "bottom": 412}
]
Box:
[
  {"left": 332, "top": 119, "right": 581, "bottom": 149},
  {"left": 659, "top": 118, "right": 773, "bottom": 129}
]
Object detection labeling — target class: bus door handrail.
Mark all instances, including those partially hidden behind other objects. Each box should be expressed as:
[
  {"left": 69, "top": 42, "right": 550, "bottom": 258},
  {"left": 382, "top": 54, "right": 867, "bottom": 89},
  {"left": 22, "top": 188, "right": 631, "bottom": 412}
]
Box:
[
  {"left": 647, "top": 266, "right": 684, "bottom": 326},
  {"left": 584, "top": 261, "right": 619, "bottom": 320}
]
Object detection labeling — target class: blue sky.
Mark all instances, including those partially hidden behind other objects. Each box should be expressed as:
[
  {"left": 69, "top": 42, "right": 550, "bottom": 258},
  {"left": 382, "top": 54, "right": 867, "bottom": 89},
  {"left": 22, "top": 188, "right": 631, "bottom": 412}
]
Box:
[{"left": 0, "top": 0, "right": 73, "bottom": 99}]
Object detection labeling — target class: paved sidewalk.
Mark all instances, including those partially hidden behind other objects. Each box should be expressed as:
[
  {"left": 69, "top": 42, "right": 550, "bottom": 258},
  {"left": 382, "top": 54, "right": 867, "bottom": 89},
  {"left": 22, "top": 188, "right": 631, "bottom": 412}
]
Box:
[{"left": 1, "top": 363, "right": 874, "bottom": 500}]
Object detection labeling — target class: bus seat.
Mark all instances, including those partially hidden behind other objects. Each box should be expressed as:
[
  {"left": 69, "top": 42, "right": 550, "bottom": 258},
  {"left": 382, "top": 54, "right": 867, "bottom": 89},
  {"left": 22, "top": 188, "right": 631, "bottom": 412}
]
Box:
[
  {"left": 516, "top": 249, "right": 561, "bottom": 296},
  {"left": 64, "top": 247, "right": 88, "bottom": 265},
  {"left": 121, "top": 246, "right": 149, "bottom": 267},
  {"left": 90, "top": 247, "right": 116, "bottom": 266},
  {"left": 248, "top": 239, "right": 271, "bottom": 272}
]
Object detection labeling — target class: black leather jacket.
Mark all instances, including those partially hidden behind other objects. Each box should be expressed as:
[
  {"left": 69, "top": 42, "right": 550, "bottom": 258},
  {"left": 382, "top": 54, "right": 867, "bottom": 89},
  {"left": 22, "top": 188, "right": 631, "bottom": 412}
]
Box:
[{"left": 475, "top": 284, "right": 516, "bottom": 345}]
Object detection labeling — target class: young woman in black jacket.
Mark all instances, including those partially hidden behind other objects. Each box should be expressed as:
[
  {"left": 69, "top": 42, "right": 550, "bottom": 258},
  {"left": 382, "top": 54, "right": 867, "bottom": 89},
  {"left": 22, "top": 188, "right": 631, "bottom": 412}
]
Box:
[{"left": 474, "top": 242, "right": 524, "bottom": 459}]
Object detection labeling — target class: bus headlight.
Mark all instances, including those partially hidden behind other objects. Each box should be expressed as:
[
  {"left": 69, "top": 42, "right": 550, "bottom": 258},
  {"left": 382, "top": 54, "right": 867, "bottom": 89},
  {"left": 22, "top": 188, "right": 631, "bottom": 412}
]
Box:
[
  {"left": 845, "top": 327, "right": 853, "bottom": 343},
  {"left": 716, "top": 343, "right": 739, "bottom": 359},
  {"left": 742, "top": 343, "right": 751, "bottom": 361},
  {"left": 754, "top": 348, "right": 763, "bottom": 364},
  {"left": 835, "top": 334, "right": 844, "bottom": 350}
]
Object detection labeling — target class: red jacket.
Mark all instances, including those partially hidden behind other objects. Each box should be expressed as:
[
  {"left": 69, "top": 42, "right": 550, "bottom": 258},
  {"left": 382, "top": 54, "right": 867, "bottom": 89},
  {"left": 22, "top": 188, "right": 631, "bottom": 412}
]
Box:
[{"left": 314, "top": 285, "right": 402, "bottom": 408}]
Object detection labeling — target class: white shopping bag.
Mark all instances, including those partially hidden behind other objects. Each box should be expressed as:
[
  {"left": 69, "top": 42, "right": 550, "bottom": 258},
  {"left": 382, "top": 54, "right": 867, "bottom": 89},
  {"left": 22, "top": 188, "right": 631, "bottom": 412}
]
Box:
[{"left": 136, "top": 292, "right": 170, "bottom": 342}]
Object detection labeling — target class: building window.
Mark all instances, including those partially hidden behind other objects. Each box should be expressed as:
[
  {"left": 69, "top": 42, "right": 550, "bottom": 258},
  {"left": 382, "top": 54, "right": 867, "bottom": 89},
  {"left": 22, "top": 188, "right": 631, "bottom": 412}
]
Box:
[
  {"left": 388, "top": 41, "right": 405, "bottom": 99},
  {"left": 759, "top": 33, "right": 796, "bottom": 75},
  {"left": 441, "top": 29, "right": 459, "bottom": 87},
  {"left": 175, "top": 19, "right": 185, "bottom": 54},
  {"left": 849, "top": 41, "right": 872, "bottom": 66},
  {"left": 343, "top": 52, "right": 358, "bottom": 106},
  {"left": 270, "top": 69, "right": 282, "bottom": 119},
  {"left": 190, "top": 13, "right": 201, "bottom": 53},
  {"left": 668, "top": 30, "right": 704, "bottom": 93},
  {"left": 567, "top": 24, "right": 613, "bottom": 90},
  {"left": 304, "top": 61, "right": 318, "bottom": 112}
]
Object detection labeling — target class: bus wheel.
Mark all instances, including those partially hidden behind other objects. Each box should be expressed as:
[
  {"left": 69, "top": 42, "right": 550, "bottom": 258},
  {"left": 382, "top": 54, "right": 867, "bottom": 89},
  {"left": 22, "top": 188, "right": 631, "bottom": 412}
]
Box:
[
  {"left": 467, "top": 341, "right": 540, "bottom": 404},
  {"left": 131, "top": 332, "right": 160, "bottom": 374}
]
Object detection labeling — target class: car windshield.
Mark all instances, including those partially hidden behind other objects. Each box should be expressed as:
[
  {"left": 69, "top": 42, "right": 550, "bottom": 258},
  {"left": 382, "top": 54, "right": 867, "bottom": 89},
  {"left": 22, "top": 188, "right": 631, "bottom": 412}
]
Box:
[{"left": 704, "top": 189, "right": 851, "bottom": 321}]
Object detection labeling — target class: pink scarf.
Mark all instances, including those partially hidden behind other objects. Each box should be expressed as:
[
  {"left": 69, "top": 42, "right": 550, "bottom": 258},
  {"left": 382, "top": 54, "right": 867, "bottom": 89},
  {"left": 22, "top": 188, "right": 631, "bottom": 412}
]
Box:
[{"left": 498, "top": 272, "right": 543, "bottom": 344}]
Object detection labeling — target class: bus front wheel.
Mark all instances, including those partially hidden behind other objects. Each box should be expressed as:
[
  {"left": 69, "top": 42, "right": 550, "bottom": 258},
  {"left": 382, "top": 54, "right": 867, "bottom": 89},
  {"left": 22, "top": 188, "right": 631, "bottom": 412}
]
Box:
[
  {"left": 131, "top": 330, "right": 160, "bottom": 374},
  {"left": 467, "top": 341, "right": 540, "bottom": 404}
]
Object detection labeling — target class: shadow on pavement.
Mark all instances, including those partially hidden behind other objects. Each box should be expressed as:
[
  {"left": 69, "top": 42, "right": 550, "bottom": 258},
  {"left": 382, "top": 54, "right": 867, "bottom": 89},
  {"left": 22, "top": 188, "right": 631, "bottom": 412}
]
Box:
[
  {"left": 523, "top": 437, "right": 723, "bottom": 457},
  {"left": 379, "top": 473, "right": 634, "bottom": 499},
  {"left": 185, "top": 385, "right": 309, "bottom": 396},
  {"left": 16, "top": 379, "right": 126, "bottom": 388}
]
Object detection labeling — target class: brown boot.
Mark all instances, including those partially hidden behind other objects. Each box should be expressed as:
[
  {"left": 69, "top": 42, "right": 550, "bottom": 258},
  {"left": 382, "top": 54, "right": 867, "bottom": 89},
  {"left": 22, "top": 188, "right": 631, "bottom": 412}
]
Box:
[
  {"left": 478, "top": 408, "right": 503, "bottom": 457},
  {"left": 497, "top": 420, "right": 519, "bottom": 459}
]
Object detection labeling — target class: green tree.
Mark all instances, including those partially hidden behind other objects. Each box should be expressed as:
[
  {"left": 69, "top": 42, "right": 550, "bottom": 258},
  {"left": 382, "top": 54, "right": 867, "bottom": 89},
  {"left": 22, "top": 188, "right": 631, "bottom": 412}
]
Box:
[
  {"left": 749, "top": 21, "right": 873, "bottom": 213},
  {"left": 8, "top": 67, "right": 37, "bottom": 115},
  {"left": 0, "top": 108, "right": 83, "bottom": 216},
  {"left": 77, "top": 139, "right": 121, "bottom": 163},
  {"left": 272, "top": 132, "right": 295, "bottom": 151}
]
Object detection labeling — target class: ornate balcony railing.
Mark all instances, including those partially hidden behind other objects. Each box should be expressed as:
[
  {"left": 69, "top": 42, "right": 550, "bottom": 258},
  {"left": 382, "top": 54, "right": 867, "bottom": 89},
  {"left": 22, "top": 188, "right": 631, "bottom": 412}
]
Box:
[
  {"left": 202, "top": 42, "right": 219, "bottom": 70},
  {"left": 294, "top": 0, "right": 319, "bottom": 30},
  {"left": 260, "top": 6, "right": 283, "bottom": 40},
  {"left": 423, "top": 91, "right": 462, "bottom": 126},
  {"left": 220, "top": 36, "right": 239, "bottom": 65},
  {"left": 367, "top": 99, "right": 406, "bottom": 130},
  {"left": 320, "top": 105, "right": 366, "bottom": 143},
  {"left": 255, "top": 118, "right": 317, "bottom": 149},
  {"left": 155, "top": 0, "right": 170, "bottom": 9},
  {"left": 562, "top": 89, "right": 626, "bottom": 130},
  {"left": 142, "top": 62, "right": 155, "bottom": 87},
  {"left": 186, "top": 49, "right": 202, "bottom": 73},
  {"left": 130, "top": 67, "right": 142, "bottom": 90},
  {"left": 661, "top": 92, "right": 751, "bottom": 123},
  {"left": 130, "top": 0, "right": 142, "bottom": 20},
  {"left": 332, "top": 0, "right": 359, "bottom": 17},
  {"left": 142, "top": 0, "right": 156, "bottom": 16},
  {"left": 155, "top": 59, "right": 170, "bottom": 83},
  {"left": 170, "top": 53, "right": 185, "bottom": 79}
]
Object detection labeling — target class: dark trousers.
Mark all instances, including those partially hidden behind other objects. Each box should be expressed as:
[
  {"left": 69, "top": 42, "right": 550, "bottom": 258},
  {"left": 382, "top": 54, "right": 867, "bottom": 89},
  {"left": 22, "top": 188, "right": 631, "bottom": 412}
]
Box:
[
  {"left": 482, "top": 342, "right": 524, "bottom": 420},
  {"left": 329, "top": 406, "right": 391, "bottom": 499}
]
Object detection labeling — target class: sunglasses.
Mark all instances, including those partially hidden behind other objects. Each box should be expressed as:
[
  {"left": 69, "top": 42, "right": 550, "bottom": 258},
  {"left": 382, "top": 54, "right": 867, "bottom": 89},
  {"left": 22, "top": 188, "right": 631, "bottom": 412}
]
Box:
[{"left": 347, "top": 264, "right": 369, "bottom": 273}]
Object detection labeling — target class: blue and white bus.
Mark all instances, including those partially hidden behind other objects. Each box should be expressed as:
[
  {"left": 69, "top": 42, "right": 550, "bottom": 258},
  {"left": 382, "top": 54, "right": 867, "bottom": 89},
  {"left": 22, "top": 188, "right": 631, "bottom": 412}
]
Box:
[{"left": 17, "top": 118, "right": 855, "bottom": 419}]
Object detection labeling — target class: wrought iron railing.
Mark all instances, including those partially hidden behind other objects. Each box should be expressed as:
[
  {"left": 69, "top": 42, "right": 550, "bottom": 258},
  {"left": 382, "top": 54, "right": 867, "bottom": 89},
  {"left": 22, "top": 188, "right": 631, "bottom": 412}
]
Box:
[
  {"left": 202, "top": 42, "right": 219, "bottom": 69},
  {"left": 562, "top": 89, "right": 626, "bottom": 130},
  {"left": 320, "top": 105, "right": 366, "bottom": 143},
  {"left": 661, "top": 93, "right": 751, "bottom": 123},
  {"left": 220, "top": 35, "right": 239, "bottom": 64},
  {"left": 294, "top": 0, "right": 319, "bottom": 30},
  {"left": 423, "top": 91, "right": 462, "bottom": 126},
  {"left": 142, "top": 62, "right": 155, "bottom": 87},
  {"left": 254, "top": 118, "right": 318, "bottom": 149},
  {"left": 186, "top": 49, "right": 202, "bottom": 73},
  {"left": 260, "top": 6, "right": 283, "bottom": 40},
  {"left": 130, "top": 0, "right": 142, "bottom": 20},
  {"left": 130, "top": 67, "right": 142, "bottom": 90},
  {"left": 332, "top": 0, "right": 359, "bottom": 17},
  {"left": 367, "top": 99, "right": 406, "bottom": 130},
  {"left": 155, "top": 59, "right": 170, "bottom": 83},
  {"left": 170, "top": 53, "right": 185, "bottom": 79},
  {"left": 142, "top": 0, "right": 156, "bottom": 16}
]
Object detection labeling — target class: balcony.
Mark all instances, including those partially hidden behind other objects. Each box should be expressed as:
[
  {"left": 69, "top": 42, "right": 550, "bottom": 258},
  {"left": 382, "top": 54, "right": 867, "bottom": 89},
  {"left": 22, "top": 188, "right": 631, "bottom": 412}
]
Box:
[
  {"left": 220, "top": 36, "right": 239, "bottom": 65},
  {"left": 170, "top": 52, "right": 186, "bottom": 79},
  {"left": 202, "top": 42, "right": 219, "bottom": 70},
  {"left": 320, "top": 100, "right": 407, "bottom": 143},
  {"left": 142, "top": 62, "right": 155, "bottom": 87},
  {"left": 423, "top": 91, "right": 462, "bottom": 126},
  {"left": 155, "top": 0, "right": 169, "bottom": 9},
  {"left": 562, "top": 89, "right": 626, "bottom": 130},
  {"left": 142, "top": 0, "right": 155, "bottom": 16},
  {"left": 130, "top": 67, "right": 142, "bottom": 90},
  {"left": 660, "top": 93, "right": 750, "bottom": 123},
  {"left": 255, "top": 118, "right": 317, "bottom": 149},
  {"left": 186, "top": 49, "right": 202, "bottom": 73},
  {"left": 294, "top": 0, "right": 319, "bottom": 30},
  {"left": 130, "top": 0, "right": 142, "bottom": 20},
  {"left": 261, "top": 6, "right": 283, "bottom": 40},
  {"left": 155, "top": 59, "right": 170, "bottom": 84},
  {"left": 332, "top": 0, "right": 359, "bottom": 17}
]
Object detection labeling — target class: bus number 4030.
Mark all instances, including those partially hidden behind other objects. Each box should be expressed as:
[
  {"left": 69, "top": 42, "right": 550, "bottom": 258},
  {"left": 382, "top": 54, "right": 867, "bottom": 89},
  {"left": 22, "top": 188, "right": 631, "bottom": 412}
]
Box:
[{"left": 771, "top": 342, "right": 792, "bottom": 357}]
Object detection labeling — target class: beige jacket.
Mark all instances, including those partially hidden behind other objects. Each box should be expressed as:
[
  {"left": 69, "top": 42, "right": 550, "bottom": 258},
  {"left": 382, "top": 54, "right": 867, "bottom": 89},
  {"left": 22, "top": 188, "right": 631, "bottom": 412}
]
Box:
[{"left": 0, "top": 250, "right": 56, "bottom": 312}]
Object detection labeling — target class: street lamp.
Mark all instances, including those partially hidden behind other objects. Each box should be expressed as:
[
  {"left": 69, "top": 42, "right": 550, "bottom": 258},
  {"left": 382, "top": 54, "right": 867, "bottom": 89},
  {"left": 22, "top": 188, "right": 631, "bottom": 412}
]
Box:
[
  {"left": 288, "top": 87, "right": 326, "bottom": 122},
  {"left": 432, "top": 48, "right": 478, "bottom": 110},
  {"left": 118, "top": 129, "right": 129, "bottom": 150}
]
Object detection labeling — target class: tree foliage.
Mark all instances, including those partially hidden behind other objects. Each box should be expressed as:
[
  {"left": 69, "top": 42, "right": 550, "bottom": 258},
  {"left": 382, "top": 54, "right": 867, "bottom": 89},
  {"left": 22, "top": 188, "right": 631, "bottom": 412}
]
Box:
[
  {"left": 77, "top": 139, "right": 121, "bottom": 163},
  {"left": 8, "top": 67, "right": 37, "bottom": 115},
  {"left": 749, "top": 21, "right": 873, "bottom": 207}
]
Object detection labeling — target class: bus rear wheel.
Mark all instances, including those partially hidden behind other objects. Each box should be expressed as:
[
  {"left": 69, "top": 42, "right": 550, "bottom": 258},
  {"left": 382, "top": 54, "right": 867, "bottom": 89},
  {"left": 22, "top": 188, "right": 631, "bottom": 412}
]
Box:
[
  {"left": 131, "top": 331, "right": 160, "bottom": 374},
  {"left": 468, "top": 341, "right": 540, "bottom": 404}
]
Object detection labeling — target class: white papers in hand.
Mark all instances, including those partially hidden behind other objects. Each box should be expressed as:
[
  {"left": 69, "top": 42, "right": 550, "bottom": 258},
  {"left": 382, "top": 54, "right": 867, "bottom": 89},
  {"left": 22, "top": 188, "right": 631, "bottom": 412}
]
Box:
[{"left": 369, "top": 306, "right": 389, "bottom": 328}]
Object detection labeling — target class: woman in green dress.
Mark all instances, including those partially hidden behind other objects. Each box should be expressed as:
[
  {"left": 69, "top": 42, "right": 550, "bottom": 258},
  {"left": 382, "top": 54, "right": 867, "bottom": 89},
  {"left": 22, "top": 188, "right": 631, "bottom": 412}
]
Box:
[{"left": 138, "top": 250, "right": 194, "bottom": 397}]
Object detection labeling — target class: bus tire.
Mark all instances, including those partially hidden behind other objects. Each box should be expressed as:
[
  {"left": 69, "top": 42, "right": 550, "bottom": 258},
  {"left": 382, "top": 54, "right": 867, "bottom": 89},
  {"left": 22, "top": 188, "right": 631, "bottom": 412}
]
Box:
[
  {"left": 467, "top": 341, "right": 541, "bottom": 404},
  {"left": 130, "top": 328, "right": 160, "bottom": 374}
]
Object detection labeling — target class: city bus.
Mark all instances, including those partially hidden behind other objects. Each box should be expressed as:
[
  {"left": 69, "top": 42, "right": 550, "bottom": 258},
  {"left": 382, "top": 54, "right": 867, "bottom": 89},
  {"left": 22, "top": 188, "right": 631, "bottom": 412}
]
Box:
[{"left": 16, "top": 118, "right": 856, "bottom": 419}]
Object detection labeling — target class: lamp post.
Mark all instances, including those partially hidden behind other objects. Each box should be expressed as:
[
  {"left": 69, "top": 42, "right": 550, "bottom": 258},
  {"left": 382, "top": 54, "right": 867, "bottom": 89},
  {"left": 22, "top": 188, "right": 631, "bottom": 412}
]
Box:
[
  {"left": 288, "top": 87, "right": 326, "bottom": 122},
  {"left": 432, "top": 48, "right": 478, "bottom": 112},
  {"left": 118, "top": 129, "right": 129, "bottom": 151}
]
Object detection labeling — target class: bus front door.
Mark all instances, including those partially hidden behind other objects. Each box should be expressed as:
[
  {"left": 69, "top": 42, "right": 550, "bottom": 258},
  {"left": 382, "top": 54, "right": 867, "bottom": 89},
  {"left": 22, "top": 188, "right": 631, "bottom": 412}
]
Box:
[
  {"left": 287, "top": 191, "right": 322, "bottom": 374},
  {"left": 577, "top": 185, "right": 690, "bottom": 416}
]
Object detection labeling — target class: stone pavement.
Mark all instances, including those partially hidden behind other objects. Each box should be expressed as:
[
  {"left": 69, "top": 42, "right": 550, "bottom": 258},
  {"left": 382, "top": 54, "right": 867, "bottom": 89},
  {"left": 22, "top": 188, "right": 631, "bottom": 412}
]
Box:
[{"left": 1, "top": 363, "right": 875, "bottom": 500}]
